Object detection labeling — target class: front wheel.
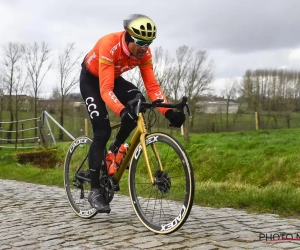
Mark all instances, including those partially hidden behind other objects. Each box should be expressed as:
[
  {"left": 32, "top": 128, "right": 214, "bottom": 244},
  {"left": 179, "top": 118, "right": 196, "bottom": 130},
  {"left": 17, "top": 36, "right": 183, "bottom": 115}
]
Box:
[{"left": 129, "top": 132, "right": 194, "bottom": 234}]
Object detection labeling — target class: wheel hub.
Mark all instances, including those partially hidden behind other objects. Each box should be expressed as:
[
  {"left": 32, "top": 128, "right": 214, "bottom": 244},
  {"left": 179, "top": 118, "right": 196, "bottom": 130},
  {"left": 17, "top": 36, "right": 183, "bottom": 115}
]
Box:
[{"left": 154, "top": 170, "right": 171, "bottom": 194}]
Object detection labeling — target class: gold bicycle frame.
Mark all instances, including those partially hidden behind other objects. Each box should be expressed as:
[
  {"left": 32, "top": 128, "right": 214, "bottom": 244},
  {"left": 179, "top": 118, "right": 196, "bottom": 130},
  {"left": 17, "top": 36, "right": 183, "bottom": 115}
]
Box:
[{"left": 112, "top": 113, "right": 163, "bottom": 185}]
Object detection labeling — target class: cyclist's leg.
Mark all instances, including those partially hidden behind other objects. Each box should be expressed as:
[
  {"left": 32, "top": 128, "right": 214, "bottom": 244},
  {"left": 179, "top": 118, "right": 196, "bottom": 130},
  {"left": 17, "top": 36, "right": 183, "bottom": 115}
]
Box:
[
  {"left": 80, "top": 66, "right": 111, "bottom": 213},
  {"left": 109, "top": 76, "right": 146, "bottom": 152}
]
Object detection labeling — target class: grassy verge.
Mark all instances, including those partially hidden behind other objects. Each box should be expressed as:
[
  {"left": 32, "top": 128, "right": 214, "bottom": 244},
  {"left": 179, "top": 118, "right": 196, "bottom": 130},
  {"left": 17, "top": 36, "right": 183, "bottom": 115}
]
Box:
[{"left": 1, "top": 128, "right": 300, "bottom": 217}]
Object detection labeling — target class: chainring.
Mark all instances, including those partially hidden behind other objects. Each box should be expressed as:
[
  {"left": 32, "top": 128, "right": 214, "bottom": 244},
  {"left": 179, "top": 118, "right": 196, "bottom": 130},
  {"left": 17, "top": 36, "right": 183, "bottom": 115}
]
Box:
[{"left": 100, "top": 174, "right": 115, "bottom": 203}]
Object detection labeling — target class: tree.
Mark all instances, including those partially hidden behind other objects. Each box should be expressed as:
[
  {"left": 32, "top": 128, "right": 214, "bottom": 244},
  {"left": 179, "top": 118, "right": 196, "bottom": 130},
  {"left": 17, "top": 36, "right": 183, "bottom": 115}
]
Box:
[
  {"left": 0, "top": 70, "right": 4, "bottom": 122},
  {"left": 57, "top": 43, "right": 82, "bottom": 141},
  {"left": 183, "top": 49, "right": 214, "bottom": 141},
  {"left": 24, "top": 41, "right": 52, "bottom": 137},
  {"left": 0, "top": 70, "right": 4, "bottom": 144},
  {"left": 168, "top": 46, "right": 215, "bottom": 139},
  {"left": 222, "top": 79, "right": 239, "bottom": 130},
  {"left": 151, "top": 47, "right": 175, "bottom": 128},
  {"left": 240, "top": 69, "right": 300, "bottom": 129},
  {"left": 50, "top": 86, "right": 61, "bottom": 101},
  {"left": 152, "top": 46, "right": 174, "bottom": 98},
  {"left": 2, "top": 42, "right": 25, "bottom": 143},
  {"left": 170, "top": 46, "right": 193, "bottom": 103}
]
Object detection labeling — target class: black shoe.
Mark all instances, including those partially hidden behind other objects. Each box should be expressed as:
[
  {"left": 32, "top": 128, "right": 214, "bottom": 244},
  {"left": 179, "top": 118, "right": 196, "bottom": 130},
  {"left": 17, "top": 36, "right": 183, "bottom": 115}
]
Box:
[{"left": 88, "top": 189, "right": 111, "bottom": 213}]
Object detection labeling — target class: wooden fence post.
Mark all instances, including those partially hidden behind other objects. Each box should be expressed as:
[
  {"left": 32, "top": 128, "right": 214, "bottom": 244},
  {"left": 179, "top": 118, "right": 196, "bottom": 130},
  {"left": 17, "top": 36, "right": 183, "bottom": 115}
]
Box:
[
  {"left": 255, "top": 112, "right": 259, "bottom": 130},
  {"left": 85, "top": 118, "right": 88, "bottom": 136},
  {"left": 21, "top": 123, "right": 24, "bottom": 147}
]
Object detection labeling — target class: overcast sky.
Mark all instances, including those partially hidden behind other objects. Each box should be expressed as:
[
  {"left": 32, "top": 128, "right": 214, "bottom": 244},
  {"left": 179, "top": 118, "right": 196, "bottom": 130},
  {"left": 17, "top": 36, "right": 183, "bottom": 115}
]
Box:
[{"left": 1, "top": 0, "right": 300, "bottom": 96}]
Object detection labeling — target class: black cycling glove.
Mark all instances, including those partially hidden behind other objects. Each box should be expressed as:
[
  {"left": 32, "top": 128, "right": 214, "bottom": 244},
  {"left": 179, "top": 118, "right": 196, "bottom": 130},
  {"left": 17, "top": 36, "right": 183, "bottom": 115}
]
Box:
[
  {"left": 165, "top": 109, "right": 186, "bottom": 128},
  {"left": 120, "top": 107, "right": 138, "bottom": 124}
]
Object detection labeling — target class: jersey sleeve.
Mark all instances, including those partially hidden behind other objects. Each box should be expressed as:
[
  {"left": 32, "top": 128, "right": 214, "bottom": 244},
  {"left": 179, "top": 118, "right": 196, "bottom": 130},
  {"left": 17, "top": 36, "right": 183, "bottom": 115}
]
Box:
[
  {"left": 98, "top": 43, "right": 125, "bottom": 116},
  {"left": 139, "top": 61, "right": 170, "bottom": 115}
]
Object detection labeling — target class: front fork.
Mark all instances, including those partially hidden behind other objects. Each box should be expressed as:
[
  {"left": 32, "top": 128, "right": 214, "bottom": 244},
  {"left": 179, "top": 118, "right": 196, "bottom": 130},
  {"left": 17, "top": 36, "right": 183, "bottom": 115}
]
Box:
[{"left": 140, "top": 133, "right": 164, "bottom": 185}]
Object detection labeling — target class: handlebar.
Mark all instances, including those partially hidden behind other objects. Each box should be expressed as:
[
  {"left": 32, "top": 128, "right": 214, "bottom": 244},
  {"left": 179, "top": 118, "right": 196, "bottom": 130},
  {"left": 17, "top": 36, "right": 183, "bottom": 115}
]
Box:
[{"left": 127, "top": 94, "right": 192, "bottom": 118}]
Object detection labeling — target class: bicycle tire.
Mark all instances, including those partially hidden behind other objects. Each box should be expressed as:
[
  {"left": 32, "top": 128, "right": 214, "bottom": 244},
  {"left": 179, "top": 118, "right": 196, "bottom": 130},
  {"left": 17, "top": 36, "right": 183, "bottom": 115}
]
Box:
[
  {"left": 128, "top": 132, "right": 194, "bottom": 234},
  {"left": 64, "top": 136, "right": 98, "bottom": 219}
]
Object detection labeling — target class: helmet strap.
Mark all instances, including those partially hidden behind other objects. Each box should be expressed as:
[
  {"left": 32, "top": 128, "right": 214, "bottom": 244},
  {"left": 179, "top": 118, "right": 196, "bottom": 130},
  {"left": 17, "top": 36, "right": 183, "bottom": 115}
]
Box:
[{"left": 125, "top": 31, "right": 134, "bottom": 45}]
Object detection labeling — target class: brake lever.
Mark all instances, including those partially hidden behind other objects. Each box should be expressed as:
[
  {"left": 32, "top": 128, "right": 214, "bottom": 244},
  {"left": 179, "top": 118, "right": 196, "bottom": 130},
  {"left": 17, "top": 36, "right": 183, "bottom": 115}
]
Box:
[
  {"left": 127, "top": 94, "right": 143, "bottom": 116},
  {"left": 185, "top": 102, "right": 192, "bottom": 119},
  {"left": 135, "top": 98, "right": 141, "bottom": 116},
  {"left": 179, "top": 96, "right": 192, "bottom": 119},
  {"left": 152, "top": 99, "right": 164, "bottom": 105}
]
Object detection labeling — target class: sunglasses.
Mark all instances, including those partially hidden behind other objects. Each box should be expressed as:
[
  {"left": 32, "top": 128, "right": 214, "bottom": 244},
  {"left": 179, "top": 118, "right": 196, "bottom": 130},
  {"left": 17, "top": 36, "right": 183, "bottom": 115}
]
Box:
[{"left": 131, "top": 36, "right": 153, "bottom": 47}]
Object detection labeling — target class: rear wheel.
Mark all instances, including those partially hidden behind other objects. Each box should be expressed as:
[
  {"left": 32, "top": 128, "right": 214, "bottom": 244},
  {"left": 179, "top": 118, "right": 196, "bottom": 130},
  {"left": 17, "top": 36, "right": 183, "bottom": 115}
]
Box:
[
  {"left": 128, "top": 132, "right": 194, "bottom": 234},
  {"left": 64, "top": 136, "right": 97, "bottom": 218}
]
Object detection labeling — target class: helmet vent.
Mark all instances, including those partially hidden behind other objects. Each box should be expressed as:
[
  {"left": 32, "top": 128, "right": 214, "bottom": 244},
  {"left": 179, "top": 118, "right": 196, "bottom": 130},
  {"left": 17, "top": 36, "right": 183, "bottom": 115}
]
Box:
[
  {"left": 140, "top": 25, "right": 146, "bottom": 36},
  {"left": 132, "top": 27, "right": 141, "bottom": 35}
]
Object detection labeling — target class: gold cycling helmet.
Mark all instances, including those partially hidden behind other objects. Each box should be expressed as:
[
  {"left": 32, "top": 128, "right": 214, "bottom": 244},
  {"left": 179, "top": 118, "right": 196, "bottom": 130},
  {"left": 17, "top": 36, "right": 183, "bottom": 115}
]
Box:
[{"left": 123, "top": 14, "right": 156, "bottom": 41}]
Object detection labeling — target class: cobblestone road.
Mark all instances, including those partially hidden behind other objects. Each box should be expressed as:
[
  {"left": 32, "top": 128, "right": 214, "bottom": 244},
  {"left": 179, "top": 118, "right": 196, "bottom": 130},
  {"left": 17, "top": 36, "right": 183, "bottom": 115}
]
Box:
[{"left": 1, "top": 179, "right": 300, "bottom": 249}]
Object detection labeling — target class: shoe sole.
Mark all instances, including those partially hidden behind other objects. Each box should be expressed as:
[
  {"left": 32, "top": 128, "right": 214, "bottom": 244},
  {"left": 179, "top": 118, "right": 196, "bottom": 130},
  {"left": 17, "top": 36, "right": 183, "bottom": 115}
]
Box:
[{"left": 96, "top": 208, "right": 111, "bottom": 214}]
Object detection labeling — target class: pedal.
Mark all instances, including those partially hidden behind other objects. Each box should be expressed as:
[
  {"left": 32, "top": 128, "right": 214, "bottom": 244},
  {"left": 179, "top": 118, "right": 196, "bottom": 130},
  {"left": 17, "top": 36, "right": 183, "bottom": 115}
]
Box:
[
  {"left": 113, "top": 179, "right": 120, "bottom": 191},
  {"left": 114, "top": 183, "right": 120, "bottom": 191},
  {"left": 72, "top": 179, "right": 81, "bottom": 188}
]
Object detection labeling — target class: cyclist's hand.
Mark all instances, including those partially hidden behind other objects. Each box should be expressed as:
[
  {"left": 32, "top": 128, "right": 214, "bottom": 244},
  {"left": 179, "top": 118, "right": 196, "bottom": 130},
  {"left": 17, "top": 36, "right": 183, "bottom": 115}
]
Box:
[
  {"left": 120, "top": 107, "right": 138, "bottom": 124},
  {"left": 165, "top": 109, "right": 186, "bottom": 128}
]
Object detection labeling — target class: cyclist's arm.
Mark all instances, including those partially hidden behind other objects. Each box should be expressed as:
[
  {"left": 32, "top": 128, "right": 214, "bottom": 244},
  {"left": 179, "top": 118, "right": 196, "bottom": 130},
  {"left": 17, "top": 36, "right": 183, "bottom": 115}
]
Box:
[
  {"left": 98, "top": 50, "right": 125, "bottom": 116},
  {"left": 139, "top": 62, "right": 170, "bottom": 115}
]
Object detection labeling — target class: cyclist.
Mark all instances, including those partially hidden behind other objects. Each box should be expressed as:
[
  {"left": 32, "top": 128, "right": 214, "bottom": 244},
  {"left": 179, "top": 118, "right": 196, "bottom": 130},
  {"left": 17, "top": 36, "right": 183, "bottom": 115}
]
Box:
[{"left": 80, "top": 14, "right": 186, "bottom": 213}]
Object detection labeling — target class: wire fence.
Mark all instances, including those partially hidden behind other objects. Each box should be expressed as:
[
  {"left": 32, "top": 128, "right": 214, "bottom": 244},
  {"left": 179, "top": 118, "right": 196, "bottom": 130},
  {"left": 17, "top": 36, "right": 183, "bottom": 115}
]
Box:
[
  {"left": 189, "top": 111, "right": 300, "bottom": 134},
  {"left": 0, "top": 117, "right": 40, "bottom": 149},
  {"left": 1, "top": 109, "right": 300, "bottom": 149}
]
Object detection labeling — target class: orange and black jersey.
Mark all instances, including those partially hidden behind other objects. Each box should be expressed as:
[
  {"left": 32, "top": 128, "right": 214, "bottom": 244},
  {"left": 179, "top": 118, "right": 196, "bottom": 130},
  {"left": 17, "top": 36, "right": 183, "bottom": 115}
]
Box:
[{"left": 84, "top": 31, "right": 169, "bottom": 116}]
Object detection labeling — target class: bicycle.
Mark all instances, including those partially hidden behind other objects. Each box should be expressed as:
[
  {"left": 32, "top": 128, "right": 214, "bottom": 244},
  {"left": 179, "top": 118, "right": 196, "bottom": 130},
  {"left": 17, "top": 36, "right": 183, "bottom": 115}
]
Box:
[{"left": 64, "top": 94, "right": 195, "bottom": 234}]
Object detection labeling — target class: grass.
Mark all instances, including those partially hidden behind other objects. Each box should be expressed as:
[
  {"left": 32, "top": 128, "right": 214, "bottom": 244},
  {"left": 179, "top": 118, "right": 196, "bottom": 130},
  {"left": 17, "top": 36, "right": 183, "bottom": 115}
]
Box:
[
  {"left": 0, "top": 148, "right": 64, "bottom": 187},
  {"left": 1, "top": 128, "right": 300, "bottom": 217}
]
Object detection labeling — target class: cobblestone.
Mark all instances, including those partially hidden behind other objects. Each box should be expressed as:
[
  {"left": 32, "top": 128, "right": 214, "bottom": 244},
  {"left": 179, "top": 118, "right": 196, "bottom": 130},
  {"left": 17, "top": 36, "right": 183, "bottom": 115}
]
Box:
[{"left": 1, "top": 179, "right": 300, "bottom": 249}]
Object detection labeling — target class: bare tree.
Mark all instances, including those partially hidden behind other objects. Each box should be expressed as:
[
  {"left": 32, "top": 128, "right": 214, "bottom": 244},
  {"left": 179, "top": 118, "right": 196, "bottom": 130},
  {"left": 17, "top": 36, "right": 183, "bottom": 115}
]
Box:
[
  {"left": 2, "top": 42, "right": 25, "bottom": 143},
  {"left": 183, "top": 49, "right": 214, "bottom": 141},
  {"left": 161, "top": 46, "right": 193, "bottom": 135},
  {"left": 170, "top": 46, "right": 193, "bottom": 102},
  {"left": 149, "top": 47, "right": 174, "bottom": 128},
  {"left": 57, "top": 43, "right": 82, "bottom": 141},
  {"left": 50, "top": 86, "right": 61, "bottom": 101},
  {"left": 0, "top": 70, "right": 4, "bottom": 122},
  {"left": 152, "top": 46, "right": 174, "bottom": 98},
  {"left": 0, "top": 70, "right": 5, "bottom": 144},
  {"left": 240, "top": 69, "right": 300, "bottom": 129},
  {"left": 12, "top": 69, "right": 29, "bottom": 122},
  {"left": 24, "top": 41, "right": 51, "bottom": 137},
  {"left": 222, "top": 78, "right": 239, "bottom": 130}
]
